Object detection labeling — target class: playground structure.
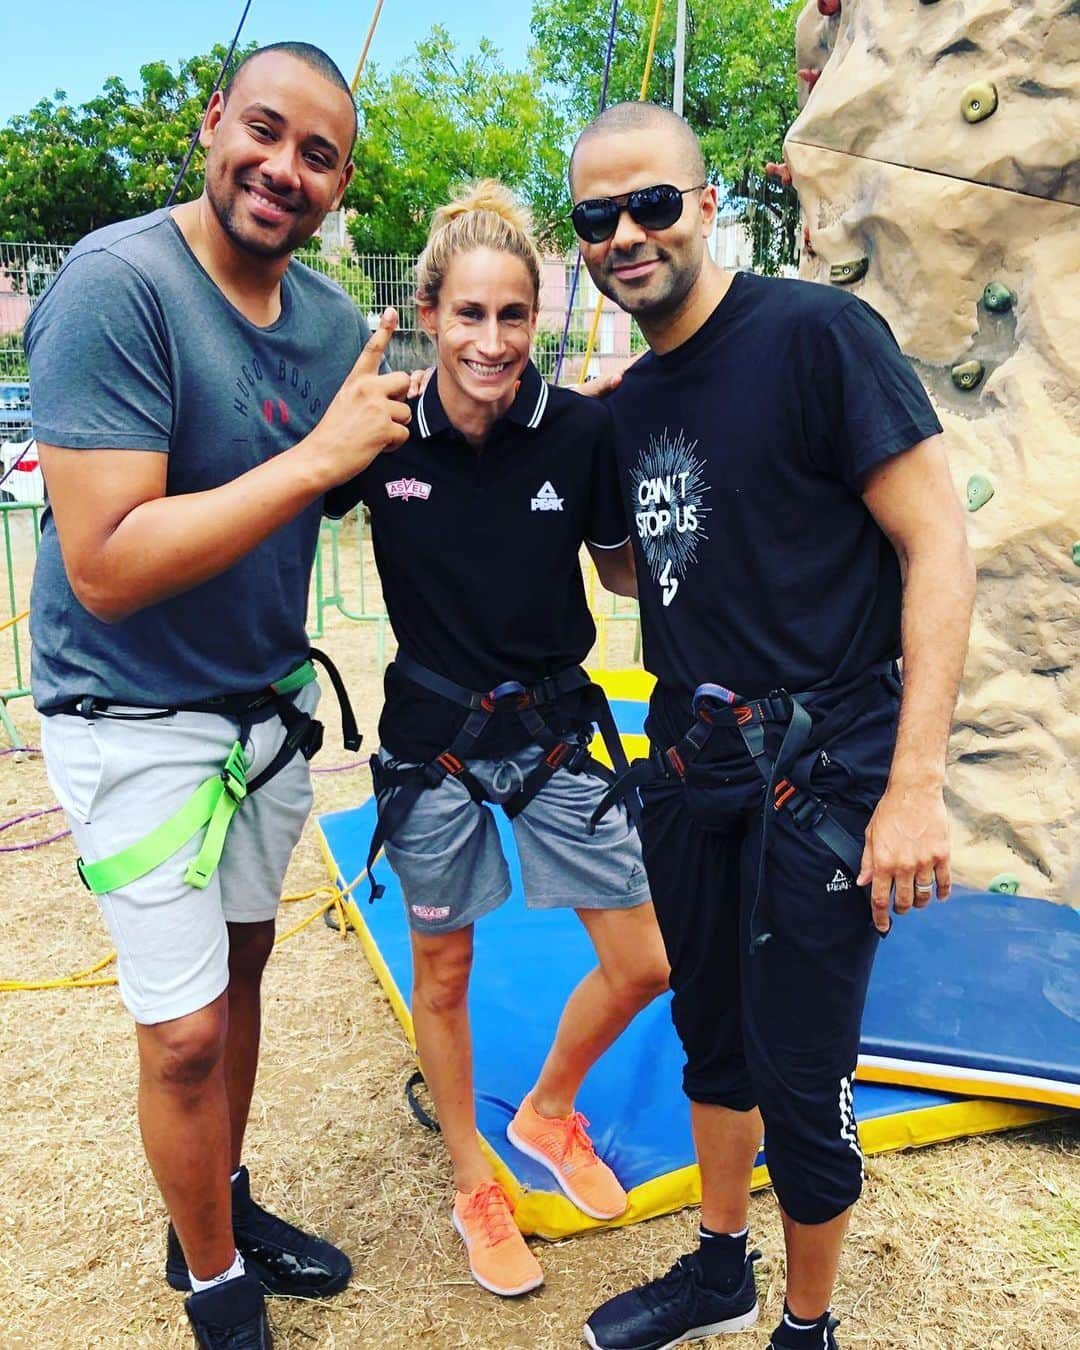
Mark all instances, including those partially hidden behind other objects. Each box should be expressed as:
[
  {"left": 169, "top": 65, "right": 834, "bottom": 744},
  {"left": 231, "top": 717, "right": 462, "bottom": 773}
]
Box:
[{"left": 785, "top": 0, "right": 1079, "bottom": 903}]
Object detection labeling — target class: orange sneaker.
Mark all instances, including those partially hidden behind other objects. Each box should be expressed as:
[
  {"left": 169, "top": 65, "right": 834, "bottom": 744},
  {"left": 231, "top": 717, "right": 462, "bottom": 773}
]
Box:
[
  {"left": 451, "top": 1180, "right": 544, "bottom": 1297},
  {"left": 507, "top": 1094, "right": 628, "bottom": 1220}
]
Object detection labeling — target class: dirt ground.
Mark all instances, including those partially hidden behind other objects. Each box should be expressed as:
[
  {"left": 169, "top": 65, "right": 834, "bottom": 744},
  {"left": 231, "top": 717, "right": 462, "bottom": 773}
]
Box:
[{"left": 0, "top": 515, "right": 1077, "bottom": 1348}]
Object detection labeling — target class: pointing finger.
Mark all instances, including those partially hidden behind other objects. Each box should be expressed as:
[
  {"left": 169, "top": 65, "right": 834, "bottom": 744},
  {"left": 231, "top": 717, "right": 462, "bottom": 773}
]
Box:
[{"left": 356, "top": 308, "right": 399, "bottom": 374}]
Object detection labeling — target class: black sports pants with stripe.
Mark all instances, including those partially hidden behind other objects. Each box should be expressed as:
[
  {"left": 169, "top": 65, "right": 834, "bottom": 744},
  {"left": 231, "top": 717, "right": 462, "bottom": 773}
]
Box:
[{"left": 640, "top": 676, "right": 899, "bottom": 1225}]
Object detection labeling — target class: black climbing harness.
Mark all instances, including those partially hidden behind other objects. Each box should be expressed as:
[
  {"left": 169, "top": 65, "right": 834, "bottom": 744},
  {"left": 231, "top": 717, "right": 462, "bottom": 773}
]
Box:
[
  {"left": 60, "top": 647, "right": 360, "bottom": 895},
  {"left": 589, "top": 663, "right": 900, "bottom": 954},
  {"left": 365, "top": 653, "right": 638, "bottom": 901}
]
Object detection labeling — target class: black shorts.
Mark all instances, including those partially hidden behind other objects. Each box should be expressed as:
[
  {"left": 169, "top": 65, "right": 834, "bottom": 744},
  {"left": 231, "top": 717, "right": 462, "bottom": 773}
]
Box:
[{"left": 640, "top": 675, "right": 899, "bottom": 1225}]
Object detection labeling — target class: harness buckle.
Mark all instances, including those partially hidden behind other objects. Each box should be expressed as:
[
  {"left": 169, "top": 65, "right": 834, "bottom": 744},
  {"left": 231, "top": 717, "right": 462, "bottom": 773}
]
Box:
[
  {"left": 220, "top": 742, "right": 248, "bottom": 804},
  {"left": 692, "top": 682, "right": 740, "bottom": 723},
  {"left": 665, "top": 745, "right": 687, "bottom": 778},
  {"left": 482, "top": 679, "right": 527, "bottom": 712},
  {"left": 790, "top": 794, "right": 825, "bottom": 830},
  {"left": 773, "top": 778, "right": 797, "bottom": 811},
  {"left": 436, "top": 751, "right": 465, "bottom": 777},
  {"left": 545, "top": 742, "right": 570, "bottom": 770}
]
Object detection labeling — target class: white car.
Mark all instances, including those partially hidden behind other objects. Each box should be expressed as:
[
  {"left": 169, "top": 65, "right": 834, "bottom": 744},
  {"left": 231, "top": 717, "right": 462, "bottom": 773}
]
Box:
[{"left": 0, "top": 438, "right": 44, "bottom": 504}]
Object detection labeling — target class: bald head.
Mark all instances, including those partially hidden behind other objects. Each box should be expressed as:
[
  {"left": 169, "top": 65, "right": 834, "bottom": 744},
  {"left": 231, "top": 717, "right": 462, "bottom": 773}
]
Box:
[{"left": 569, "top": 102, "right": 706, "bottom": 196}]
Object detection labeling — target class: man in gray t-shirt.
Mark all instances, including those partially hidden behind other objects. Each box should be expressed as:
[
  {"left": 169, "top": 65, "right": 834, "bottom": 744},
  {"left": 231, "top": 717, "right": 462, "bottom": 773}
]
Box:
[{"left": 26, "top": 42, "right": 409, "bottom": 1346}]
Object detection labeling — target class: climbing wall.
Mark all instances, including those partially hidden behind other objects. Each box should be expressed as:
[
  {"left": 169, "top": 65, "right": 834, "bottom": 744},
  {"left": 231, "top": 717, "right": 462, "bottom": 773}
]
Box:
[{"left": 784, "top": 0, "right": 1079, "bottom": 902}]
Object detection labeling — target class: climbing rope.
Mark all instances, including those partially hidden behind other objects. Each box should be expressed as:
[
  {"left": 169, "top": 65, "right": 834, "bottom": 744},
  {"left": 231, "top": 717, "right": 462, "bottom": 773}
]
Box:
[
  {"left": 553, "top": 0, "right": 621, "bottom": 386},
  {"left": 163, "top": 0, "right": 254, "bottom": 208},
  {"left": 351, "top": 0, "right": 387, "bottom": 94},
  {"left": 576, "top": 0, "right": 666, "bottom": 384},
  {"left": 0, "top": 871, "right": 365, "bottom": 993}
]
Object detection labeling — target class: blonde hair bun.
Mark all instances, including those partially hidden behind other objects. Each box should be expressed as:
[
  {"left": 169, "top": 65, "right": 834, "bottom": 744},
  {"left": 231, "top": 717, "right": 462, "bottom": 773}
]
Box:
[
  {"left": 431, "top": 179, "right": 534, "bottom": 237},
  {"left": 416, "top": 179, "right": 542, "bottom": 308}
]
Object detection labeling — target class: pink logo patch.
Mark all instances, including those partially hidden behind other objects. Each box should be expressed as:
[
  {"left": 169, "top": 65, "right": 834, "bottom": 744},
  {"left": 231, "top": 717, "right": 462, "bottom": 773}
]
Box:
[
  {"left": 386, "top": 477, "right": 432, "bottom": 502},
  {"left": 411, "top": 904, "right": 451, "bottom": 921}
]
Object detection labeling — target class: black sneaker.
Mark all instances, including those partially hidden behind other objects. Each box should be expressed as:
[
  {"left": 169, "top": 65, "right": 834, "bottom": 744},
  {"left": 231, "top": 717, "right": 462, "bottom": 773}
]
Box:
[
  {"left": 185, "top": 1270, "right": 272, "bottom": 1348},
  {"left": 167, "top": 1168, "right": 352, "bottom": 1299},
  {"left": 768, "top": 1313, "right": 841, "bottom": 1349},
  {"left": 584, "top": 1249, "right": 760, "bottom": 1350}
]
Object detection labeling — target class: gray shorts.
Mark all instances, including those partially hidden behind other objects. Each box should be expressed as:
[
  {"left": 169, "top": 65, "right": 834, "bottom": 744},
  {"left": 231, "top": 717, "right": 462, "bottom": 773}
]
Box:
[
  {"left": 40, "top": 683, "right": 319, "bottom": 1025},
  {"left": 377, "top": 743, "right": 651, "bottom": 933}
]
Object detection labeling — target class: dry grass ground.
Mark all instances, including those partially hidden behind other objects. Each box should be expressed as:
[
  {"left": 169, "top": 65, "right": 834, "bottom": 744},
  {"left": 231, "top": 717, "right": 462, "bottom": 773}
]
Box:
[{"left": 0, "top": 514, "right": 1076, "bottom": 1348}]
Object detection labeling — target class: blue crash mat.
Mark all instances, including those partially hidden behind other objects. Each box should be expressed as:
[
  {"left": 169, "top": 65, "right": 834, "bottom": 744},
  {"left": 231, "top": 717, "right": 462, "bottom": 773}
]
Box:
[
  {"left": 317, "top": 793, "right": 1056, "bottom": 1240},
  {"left": 859, "top": 887, "right": 1080, "bottom": 1108}
]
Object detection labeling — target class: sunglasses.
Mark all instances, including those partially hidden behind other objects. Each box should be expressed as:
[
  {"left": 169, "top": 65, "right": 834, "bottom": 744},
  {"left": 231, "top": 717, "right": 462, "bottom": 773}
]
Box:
[{"left": 570, "top": 183, "right": 707, "bottom": 244}]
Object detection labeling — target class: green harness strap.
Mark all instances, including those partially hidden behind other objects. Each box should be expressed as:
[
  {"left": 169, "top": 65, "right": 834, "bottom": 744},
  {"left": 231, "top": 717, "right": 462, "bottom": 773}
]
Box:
[
  {"left": 77, "top": 659, "right": 318, "bottom": 896},
  {"left": 78, "top": 741, "right": 248, "bottom": 895}
]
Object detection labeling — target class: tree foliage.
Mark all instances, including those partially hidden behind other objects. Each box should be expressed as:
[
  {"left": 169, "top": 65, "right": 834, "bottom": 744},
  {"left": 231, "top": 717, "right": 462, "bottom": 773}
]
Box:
[
  {"left": 0, "top": 43, "right": 255, "bottom": 244},
  {"left": 530, "top": 0, "right": 803, "bottom": 270},
  {"left": 346, "top": 29, "right": 572, "bottom": 256}
]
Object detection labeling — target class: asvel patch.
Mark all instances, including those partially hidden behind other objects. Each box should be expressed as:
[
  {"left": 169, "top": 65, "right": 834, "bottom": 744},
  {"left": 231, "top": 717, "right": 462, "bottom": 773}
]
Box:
[
  {"left": 531, "top": 480, "right": 564, "bottom": 511},
  {"left": 411, "top": 903, "right": 451, "bottom": 921},
  {"left": 387, "top": 477, "right": 432, "bottom": 502}
]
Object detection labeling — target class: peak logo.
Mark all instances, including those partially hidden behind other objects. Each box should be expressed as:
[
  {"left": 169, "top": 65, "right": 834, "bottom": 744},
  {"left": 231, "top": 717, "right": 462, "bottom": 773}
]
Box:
[
  {"left": 531, "top": 480, "right": 564, "bottom": 511},
  {"left": 826, "top": 868, "right": 851, "bottom": 893},
  {"left": 386, "top": 477, "right": 432, "bottom": 502}
]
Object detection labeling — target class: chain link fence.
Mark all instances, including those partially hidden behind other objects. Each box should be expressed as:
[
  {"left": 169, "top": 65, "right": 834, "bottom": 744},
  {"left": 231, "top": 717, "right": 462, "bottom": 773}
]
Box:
[{"left": 0, "top": 240, "right": 641, "bottom": 388}]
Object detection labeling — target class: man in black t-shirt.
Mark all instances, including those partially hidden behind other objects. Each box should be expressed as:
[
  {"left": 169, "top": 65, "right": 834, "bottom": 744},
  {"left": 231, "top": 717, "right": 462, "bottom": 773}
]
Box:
[{"left": 568, "top": 104, "right": 975, "bottom": 1350}]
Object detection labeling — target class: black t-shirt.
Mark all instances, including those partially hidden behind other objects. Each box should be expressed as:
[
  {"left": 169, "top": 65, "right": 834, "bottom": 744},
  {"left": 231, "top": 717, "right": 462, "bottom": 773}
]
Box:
[
  {"left": 325, "top": 361, "right": 628, "bottom": 760},
  {"left": 608, "top": 272, "right": 942, "bottom": 745}
]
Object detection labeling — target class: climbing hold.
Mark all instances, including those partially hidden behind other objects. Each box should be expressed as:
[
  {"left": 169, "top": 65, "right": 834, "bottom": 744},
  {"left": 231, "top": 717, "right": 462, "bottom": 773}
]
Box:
[
  {"left": 765, "top": 161, "right": 793, "bottom": 185},
  {"left": 1072, "top": 541, "right": 1080, "bottom": 567},
  {"left": 803, "top": 225, "right": 817, "bottom": 258},
  {"left": 817, "top": 0, "right": 841, "bottom": 14},
  {"left": 829, "top": 258, "right": 868, "bottom": 285},
  {"left": 982, "top": 282, "right": 1014, "bottom": 313},
  {"left": 966, "top": 474, "right": 995, "bottom": 512},
  {"left": 988, "top": 873, "right": 1020, "bottom": 896},
  {"left": 919, "top": 0, "right": 942, "bottom": 5},
  {"left": 962, "top": 82, "right": 998, "bottom": 124},
  {"left": 798, "top": 68, "right": 822, "bottom": 90},
  {"left": 951, "top": 359, "right": 985, "bottom": 391}
]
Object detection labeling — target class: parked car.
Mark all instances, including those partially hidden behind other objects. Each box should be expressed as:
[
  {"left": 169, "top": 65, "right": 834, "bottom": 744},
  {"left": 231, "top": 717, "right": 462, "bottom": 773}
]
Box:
[{"left": 0, "top": 438, "right": 44, "bottom": 504}]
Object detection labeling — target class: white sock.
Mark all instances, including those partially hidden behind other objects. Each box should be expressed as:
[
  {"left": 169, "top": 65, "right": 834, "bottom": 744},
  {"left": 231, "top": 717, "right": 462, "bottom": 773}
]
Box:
[{"left": 189, "top": 1249, "right": 245, "bottom": 1293}]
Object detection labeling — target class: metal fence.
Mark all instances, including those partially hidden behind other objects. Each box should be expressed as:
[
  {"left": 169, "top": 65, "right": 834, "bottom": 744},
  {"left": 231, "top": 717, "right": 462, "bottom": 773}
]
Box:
[{"left": 0, "top": 240, "right": 641, "bottom": 385}]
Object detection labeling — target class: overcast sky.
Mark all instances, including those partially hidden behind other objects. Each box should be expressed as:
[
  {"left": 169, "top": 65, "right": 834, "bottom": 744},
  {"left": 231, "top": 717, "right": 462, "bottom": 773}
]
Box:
[{"left": 0, "top": 1, "right": 534, "bottom": 123}]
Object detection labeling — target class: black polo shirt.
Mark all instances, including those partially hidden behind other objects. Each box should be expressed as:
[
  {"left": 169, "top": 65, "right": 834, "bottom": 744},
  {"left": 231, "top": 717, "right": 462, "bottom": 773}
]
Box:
[{"left": 325, "top": 361, "right": 628, "bottom": 760}]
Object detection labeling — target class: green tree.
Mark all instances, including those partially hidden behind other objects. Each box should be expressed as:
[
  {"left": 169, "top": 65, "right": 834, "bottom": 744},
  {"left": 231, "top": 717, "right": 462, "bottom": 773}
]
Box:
[
  {"left": 0, "top": 43, "right": 256, "bottom": 245},
  {"left": 530, "top": 0, "right": 803, "bottom": 271},
  {"left": 347, "top": 28, "right": 572, "bottom": 259}
]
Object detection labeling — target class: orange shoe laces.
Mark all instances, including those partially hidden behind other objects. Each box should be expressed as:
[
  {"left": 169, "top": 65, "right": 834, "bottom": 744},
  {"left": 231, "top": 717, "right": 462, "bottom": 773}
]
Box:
[
  {"left": 550, "top": 1110, "right": 599, "bottom": 1173},
  {"left": 462, "top": 1181, "right": 517, "bottom": 1246}
]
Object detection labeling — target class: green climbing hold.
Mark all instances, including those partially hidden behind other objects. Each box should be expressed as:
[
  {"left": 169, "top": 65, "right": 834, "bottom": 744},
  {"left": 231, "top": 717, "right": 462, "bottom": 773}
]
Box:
[
  {"left": 966, "top": 474, "right": 994, "bottom": 512},
  {"left": 988, "top": 873, "right": 1020, "bottom": 896},
  {"left": 1072, "top": 541, "right": 1080, "bottom": 567},
  {"left": 983, "top": 282, "right": 1014, "bottom": 313},
  {"left": 951, "top": 359, "right": 985, "bottom": 391},
  {"left": 829, "top": 258, "right": 868, "bottom": 286},
  {"left": 962, "top": 82, "right": 998, "bottom": 124}
]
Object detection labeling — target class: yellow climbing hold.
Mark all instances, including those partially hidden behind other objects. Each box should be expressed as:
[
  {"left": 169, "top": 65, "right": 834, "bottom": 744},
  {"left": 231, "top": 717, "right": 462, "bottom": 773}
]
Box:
[
  {"left": 962, "top": 81, "right": 998, "bottom": 124},
  {"left": 952, "top": 359, "right": 985, "bottom": 391},
  {"left": 988, "top": 873, "right": 1020, "bottom": 896},
  {"left": 966, "top": 474, "right": 995, "bottom": 512}
]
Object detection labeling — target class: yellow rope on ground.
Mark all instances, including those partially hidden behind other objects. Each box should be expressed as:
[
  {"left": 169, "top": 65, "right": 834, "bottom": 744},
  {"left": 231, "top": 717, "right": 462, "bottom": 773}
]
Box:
[
  {"left": 351, "top": 0, "right": 386, "bottom": 94},
  {"left": 577, "top": 0, "right": 667, "bottom": 383},
  {"left": 0, "top": 609, "right": 28, "bottom": 635},
  {"left": 0, "top": 873, "right": 366, "bottom": 993}
]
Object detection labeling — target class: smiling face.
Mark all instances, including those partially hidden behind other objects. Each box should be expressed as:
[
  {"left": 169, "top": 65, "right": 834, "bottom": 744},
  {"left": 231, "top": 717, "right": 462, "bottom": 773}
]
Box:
[
  {"left": 419, "top": 246, "right": 538, "bottom": 425},
  {"left": 570, "top": 125, "right": 717, "bottom": 329},
  {"left": 199, "top": 50, "right": 356, "bottom": 260}
]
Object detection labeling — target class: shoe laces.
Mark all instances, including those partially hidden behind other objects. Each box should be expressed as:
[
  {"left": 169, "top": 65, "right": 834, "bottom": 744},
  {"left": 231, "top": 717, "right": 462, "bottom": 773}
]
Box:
[
  {"left": 547, "top": 1110, "right": 599, "bottom": 1175},
  {"left": 462, "top": 1181, "right": 517, "bottom": 1248},
  {"left": 638, "top": 1254, "right": 701, "bottom": 1313}
]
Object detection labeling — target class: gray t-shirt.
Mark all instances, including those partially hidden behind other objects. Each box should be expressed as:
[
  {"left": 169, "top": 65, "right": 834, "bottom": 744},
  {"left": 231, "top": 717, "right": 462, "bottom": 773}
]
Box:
[{"left": 26, "top": 209, "right": 367, "bottom": 711}]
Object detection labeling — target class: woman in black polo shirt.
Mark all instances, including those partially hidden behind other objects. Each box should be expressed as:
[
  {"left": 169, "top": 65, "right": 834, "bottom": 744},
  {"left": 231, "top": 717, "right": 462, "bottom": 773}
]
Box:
[{"left": 328, "top": 181, "right": 668, "bottom": 1298}]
